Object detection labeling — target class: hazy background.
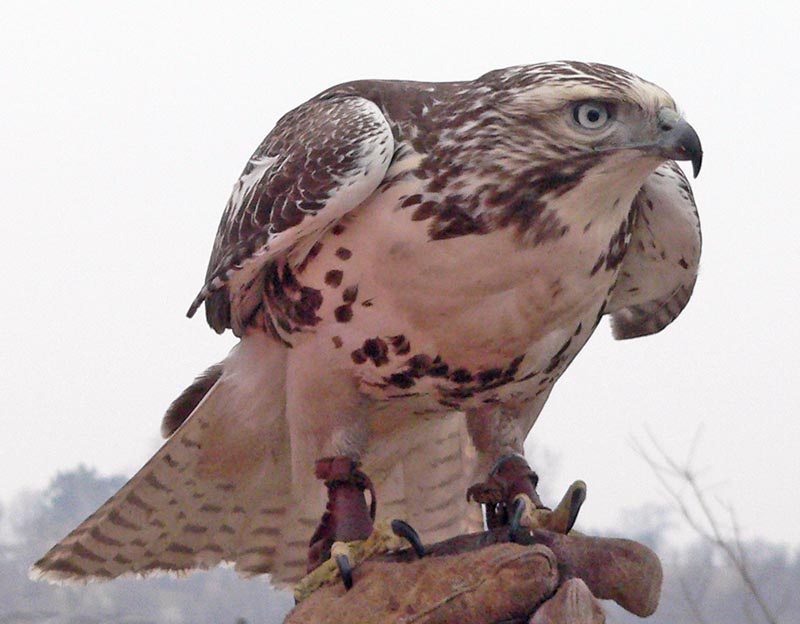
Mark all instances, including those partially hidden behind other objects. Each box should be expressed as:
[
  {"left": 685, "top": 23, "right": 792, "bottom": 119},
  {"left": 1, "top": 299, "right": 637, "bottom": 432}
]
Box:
[{"left": 2, "top": 1, "right": 798, "bottom": 622}]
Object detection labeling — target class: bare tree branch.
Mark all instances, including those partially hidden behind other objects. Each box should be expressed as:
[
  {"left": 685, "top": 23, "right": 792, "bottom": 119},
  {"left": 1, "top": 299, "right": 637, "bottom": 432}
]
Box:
[{"left": 633, "top": 430, "right": 781, "bottom": 624}]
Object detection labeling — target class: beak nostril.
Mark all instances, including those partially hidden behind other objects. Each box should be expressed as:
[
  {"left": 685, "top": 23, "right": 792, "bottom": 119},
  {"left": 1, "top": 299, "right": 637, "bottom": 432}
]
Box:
[{"left": 659, "top": 122, "right": 674, "bottom": 132}]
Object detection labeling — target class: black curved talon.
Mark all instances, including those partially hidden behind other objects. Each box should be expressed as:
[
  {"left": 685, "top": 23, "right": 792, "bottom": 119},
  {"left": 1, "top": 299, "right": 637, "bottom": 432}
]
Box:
[
  {"left": 391, "top": 519, "right": 426, "bottom": 558},
  {"left": 565, "top": 484, "right": 587, "bottom": 534},
  {"left": 508, "top": 496, "right": 528, "bottom": 542},
  {"left": 335, "top": 553, "right": 353, "bottom": 590}
]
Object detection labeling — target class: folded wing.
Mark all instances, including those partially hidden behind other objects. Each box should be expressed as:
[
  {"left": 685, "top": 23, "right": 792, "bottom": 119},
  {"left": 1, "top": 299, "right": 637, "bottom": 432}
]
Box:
[
  {"left": 187, "top": 95, "right": 394, "bottom": 335},
  {"left": 607, "top": 161, "right": 702, "bottom": 339}
]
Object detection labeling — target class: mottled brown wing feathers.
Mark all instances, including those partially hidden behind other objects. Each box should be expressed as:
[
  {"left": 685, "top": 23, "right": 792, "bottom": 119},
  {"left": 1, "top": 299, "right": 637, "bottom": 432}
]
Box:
[
  {"left": 186, "top": 95, "right": 394, "bottom": 335},
  {"left": 607, "top": 161, "right": 702, "bottom": 339}
]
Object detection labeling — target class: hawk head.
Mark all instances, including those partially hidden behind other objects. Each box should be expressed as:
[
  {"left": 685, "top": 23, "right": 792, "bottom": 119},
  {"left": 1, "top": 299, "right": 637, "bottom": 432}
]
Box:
[{"left": 478, "top": 61, "right": 702, "bottom": 178}]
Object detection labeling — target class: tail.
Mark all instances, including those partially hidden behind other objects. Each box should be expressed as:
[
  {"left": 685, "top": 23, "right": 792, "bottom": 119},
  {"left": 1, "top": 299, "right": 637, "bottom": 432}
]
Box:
[
  {"left": 366, "top": 415, "right": 484, "bottom": 544},
  {"left": 32, "top": 334, "right": 482, "bottom": 588},
  {"left": 31, "top": 333, "right": 304, "bottom": 585}
]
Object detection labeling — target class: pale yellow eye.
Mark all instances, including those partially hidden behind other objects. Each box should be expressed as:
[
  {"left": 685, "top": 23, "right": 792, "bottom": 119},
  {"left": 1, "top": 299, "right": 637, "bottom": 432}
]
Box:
[{"left": 573, "top": 101, "right": 611, "bottom": 129}]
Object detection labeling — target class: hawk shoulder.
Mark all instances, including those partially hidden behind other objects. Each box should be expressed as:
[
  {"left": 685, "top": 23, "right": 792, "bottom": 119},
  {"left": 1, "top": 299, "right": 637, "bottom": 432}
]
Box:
[{"left": 187, "top": 95, "right": 394, "bottom": 335}]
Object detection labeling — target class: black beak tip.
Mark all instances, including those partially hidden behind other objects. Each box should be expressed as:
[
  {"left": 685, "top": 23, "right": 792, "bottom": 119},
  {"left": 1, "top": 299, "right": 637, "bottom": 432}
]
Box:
[
  {"left": 658, "top": 109, "right": 703, "bottom": 178},
  {"left": 691, "top": 149, "right": 703, "bottom": 178},
  {"left": 679, "top": 124, "right": 703, "bottom": 178}
]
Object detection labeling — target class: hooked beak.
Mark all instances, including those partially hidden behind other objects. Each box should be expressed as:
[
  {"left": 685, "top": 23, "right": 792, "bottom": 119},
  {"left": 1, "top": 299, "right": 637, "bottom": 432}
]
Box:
[{"left": 656, "top": 108, "right": 703, "bottom": 177}]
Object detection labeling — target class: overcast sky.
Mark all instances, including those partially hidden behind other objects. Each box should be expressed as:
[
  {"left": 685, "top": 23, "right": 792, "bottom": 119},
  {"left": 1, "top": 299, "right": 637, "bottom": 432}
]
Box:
[{"left": 2, "top": 1, "right": 799, "bottom": 551}]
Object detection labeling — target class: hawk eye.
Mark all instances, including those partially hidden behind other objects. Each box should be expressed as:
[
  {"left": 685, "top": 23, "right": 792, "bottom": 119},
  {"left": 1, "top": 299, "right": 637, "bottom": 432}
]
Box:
[{"left": 573, "top": 101, "right": 612, "bottom": 129}]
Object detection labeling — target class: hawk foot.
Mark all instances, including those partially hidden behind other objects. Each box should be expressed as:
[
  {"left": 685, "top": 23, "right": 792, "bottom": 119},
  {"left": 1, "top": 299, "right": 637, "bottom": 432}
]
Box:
[
  {"left": 467, "top": 454, "right": 544, "bottom": 529},
  {"left": 468, "top": 455, "right": 586, "bottom": 535},
  {"left": 307, "top": 457, "right": 377, "bottom": 573},
  {"left": 295, "top": 519, "right": 425, "bottom": 602},
  {"left": 509, "top": 480, "right": 587, "bottom": 538}
]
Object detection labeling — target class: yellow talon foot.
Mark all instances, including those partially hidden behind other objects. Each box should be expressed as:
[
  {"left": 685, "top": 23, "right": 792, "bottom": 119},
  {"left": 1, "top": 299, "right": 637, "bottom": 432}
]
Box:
[
  {"left": 294, "top": 520, "right": 417, "bottom": 602},
  {"left": 510, "top": 480, "right": 587, "bottom": 536}
]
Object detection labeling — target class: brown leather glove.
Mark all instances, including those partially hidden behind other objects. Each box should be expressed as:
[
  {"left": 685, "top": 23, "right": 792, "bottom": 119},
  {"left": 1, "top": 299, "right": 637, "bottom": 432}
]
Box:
[{"left": 285, "top": 528, "right": 662, "bottom": 624}]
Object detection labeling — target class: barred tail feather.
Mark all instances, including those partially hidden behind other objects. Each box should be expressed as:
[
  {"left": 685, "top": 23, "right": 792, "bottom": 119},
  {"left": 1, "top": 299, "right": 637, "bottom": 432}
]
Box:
[
  {"left": 368, "top": 414, "right": 484, "bottom": 545},
  {"left": 32, "top": 334, "right": 482, "bottom": 588},
  {"left": 30, "top": 333, "right": 299, "bottom": 585}
]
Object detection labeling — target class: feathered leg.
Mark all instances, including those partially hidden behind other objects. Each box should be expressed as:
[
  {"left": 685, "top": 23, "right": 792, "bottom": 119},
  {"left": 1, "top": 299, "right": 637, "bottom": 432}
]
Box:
[{"left": 465, "top": 405, "right": 586, "bottom": 536}]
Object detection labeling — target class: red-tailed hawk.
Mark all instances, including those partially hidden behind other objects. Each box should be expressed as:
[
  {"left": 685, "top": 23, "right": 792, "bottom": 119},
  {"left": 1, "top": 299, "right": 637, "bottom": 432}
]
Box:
[{"left": 33, "top": 61, "right": 701, "bottom": 587}]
